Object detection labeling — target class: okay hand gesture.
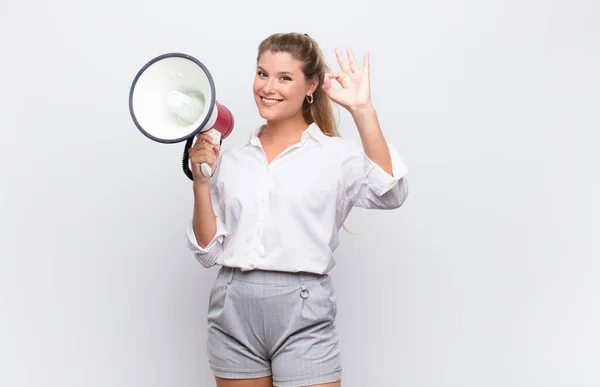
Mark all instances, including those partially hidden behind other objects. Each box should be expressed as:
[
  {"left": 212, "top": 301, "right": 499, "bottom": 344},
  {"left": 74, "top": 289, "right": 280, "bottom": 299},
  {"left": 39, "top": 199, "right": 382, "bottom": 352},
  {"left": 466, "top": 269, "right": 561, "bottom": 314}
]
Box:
[{"left": 322, "top": 47, "right": 372, "bottom": 112}]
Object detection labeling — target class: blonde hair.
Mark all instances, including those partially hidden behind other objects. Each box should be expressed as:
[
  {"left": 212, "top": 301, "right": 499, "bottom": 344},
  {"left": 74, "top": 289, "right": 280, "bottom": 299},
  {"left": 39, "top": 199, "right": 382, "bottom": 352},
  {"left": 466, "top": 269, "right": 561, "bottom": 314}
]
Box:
[{"left": 257, "top": 32, "right": 340, "bottom": 137}]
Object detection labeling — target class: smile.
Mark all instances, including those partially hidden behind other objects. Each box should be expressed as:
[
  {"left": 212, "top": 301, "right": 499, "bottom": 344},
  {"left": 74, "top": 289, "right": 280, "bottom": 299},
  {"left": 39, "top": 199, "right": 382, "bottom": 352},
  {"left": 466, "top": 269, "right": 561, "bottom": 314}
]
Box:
[{"left": 261, "top": 97, "right": 283, "bottom": 105}]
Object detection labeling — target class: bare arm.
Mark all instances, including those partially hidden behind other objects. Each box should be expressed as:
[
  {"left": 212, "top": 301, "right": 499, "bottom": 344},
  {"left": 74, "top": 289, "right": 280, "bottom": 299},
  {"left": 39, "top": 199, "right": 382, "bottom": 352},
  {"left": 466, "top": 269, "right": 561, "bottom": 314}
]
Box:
[
  {"left": 323, "top": 48, "right": 394, "bottom": 176},
  {"left": 192, "top": 183, "right": 217, "bottom": 248},
  {"left": 350, "top": 104, "right": 393, "bottom": 176}
]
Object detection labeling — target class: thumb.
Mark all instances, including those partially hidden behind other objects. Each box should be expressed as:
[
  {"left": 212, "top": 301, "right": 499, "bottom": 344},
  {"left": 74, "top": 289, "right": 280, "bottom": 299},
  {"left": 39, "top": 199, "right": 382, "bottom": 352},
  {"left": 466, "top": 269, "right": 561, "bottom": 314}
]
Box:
[
  {"left": 322, "top": 73, "right": 336, "bottom": 91},
  {"left": 322, "top": 76, "right": 338, "bottom": 99},
  {"left": 323, "top": 73, "right": 332, "bottom": 90}
]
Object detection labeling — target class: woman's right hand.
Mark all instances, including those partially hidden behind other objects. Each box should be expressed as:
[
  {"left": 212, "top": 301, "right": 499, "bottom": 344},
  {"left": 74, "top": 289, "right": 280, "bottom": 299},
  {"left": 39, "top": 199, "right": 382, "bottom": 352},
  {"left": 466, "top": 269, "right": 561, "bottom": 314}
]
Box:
[{"left": 189, "top": 133, "right": 221, "bottom": 184}]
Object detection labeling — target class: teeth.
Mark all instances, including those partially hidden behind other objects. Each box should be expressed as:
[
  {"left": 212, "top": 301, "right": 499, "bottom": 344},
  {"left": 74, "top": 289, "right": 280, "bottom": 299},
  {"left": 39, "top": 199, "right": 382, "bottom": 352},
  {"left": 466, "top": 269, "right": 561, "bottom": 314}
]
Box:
[{"left": 262, "top": 97, "right": 282, "bottom": 104}]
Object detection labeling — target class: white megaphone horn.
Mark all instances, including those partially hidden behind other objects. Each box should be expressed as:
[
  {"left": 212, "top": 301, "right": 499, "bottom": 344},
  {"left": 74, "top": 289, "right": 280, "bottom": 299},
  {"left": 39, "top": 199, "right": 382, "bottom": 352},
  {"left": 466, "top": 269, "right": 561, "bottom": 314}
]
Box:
[{"left": 128, "top": 53, "right": 234, "bottom": 179}]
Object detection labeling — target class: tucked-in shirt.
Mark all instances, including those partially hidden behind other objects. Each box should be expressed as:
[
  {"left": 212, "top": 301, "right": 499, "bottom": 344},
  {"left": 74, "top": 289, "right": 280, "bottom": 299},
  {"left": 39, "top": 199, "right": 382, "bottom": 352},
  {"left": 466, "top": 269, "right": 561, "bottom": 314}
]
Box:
[{"left": 185, "top": 123, "right": 409, "bottom": 274}]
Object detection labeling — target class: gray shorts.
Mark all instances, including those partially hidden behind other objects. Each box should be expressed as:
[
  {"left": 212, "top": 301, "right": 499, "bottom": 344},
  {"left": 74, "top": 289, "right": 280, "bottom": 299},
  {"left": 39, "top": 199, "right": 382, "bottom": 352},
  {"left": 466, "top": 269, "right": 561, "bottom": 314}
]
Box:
[{"left": 207, "top": 266, "right": 342, "bottom": 387}]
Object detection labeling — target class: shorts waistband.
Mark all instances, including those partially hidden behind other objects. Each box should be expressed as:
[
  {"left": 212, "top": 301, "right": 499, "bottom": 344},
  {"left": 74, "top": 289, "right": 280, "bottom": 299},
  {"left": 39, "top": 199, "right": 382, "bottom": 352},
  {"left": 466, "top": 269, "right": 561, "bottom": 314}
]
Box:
[{"left": 220, "top": 266, "right": 327, "bottom": 285}]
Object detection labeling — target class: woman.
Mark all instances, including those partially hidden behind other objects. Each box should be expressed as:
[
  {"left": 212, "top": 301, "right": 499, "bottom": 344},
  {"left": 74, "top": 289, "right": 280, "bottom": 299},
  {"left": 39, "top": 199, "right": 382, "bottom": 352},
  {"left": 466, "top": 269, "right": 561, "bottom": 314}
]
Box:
[{"left": 186, "top": 32, "right": 408, "bottom": 387}]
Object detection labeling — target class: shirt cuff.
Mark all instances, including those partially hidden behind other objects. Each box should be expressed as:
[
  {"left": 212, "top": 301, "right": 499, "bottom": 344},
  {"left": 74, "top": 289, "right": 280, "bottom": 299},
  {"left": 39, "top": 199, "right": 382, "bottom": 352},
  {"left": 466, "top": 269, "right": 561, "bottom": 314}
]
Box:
[
  {"left": 365, "top": 143, "right": 409, "bottom": 196},
  {"left": 185, "top": 217, "right": 228, "bottom": 254}
]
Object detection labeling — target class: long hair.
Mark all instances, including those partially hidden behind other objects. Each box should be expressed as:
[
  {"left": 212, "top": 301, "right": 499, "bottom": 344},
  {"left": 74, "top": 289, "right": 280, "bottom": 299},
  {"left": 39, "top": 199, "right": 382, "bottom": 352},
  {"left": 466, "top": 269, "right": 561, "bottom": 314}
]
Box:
[{"left": 257, "top": 32, "right": 340, "bottom": 137}]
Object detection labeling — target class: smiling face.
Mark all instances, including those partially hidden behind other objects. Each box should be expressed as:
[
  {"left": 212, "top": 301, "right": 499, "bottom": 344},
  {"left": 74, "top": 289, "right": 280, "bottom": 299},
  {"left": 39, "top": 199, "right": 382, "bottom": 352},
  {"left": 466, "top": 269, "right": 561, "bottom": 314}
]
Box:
[{"left": 253, "top": 50, "right": 318, "bottom": 123}]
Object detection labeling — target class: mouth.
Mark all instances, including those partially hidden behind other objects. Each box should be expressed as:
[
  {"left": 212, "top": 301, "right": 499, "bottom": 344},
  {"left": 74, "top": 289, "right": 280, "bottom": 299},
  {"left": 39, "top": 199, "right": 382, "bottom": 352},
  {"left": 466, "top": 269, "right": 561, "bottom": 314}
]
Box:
[{"left": 260, "top": 96, "right": 284, "bottom": 106}]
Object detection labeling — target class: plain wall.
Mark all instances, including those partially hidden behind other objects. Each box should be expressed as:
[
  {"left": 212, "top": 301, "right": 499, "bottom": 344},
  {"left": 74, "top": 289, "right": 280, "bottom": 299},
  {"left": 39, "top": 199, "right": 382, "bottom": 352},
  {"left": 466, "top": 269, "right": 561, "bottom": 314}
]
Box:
[{"left": 1, "top": 0, "right": 598, "bottom": 386}]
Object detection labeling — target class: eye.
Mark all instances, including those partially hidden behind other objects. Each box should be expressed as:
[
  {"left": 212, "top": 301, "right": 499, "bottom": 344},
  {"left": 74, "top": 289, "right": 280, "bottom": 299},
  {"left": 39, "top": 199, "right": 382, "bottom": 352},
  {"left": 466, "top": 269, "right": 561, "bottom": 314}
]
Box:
[
  {"left": 257, "top": 70, "right": 267, "bottom": 77},
  {"left": 280, "top": 75, "right": 292, "bottom": 81}
]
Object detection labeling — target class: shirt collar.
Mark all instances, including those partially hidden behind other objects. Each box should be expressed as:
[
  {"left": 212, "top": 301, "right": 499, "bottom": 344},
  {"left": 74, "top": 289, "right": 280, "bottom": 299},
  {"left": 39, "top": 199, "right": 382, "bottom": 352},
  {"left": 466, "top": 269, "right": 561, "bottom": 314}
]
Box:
[{"left": 245, "top": 122, "right": 327, "bottom": 147}]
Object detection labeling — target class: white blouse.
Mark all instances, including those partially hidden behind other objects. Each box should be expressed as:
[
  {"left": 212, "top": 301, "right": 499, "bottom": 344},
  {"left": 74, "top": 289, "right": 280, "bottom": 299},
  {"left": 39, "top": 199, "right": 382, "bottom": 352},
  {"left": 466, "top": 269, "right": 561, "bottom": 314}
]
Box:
[{"left": 185, "top": 123, "right": 409, "bottom": 274}]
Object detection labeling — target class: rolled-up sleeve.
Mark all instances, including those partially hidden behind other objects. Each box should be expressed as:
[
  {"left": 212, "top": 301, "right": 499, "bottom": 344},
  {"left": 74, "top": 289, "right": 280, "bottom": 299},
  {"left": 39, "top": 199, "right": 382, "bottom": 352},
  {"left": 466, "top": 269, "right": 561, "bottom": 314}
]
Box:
[
  {"left": 342, "top": 141, "right": 409, "bottom": 210},
  {"left": 185, "top": 214, "right": 228, "bottom": 268}
]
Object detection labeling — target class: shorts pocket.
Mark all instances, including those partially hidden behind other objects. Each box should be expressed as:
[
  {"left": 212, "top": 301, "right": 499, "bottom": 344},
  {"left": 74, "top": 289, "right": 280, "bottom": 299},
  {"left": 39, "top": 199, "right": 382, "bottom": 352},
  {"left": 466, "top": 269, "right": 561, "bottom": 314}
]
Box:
[
  {"left": 207, "top": 269, "right": 231, "bottom": 322},
  {"left": 324, "top": 276, "right": 338, "bottom": 317},
  {"left": 300, "top": 276, "right": 337, "bottom": 324}
]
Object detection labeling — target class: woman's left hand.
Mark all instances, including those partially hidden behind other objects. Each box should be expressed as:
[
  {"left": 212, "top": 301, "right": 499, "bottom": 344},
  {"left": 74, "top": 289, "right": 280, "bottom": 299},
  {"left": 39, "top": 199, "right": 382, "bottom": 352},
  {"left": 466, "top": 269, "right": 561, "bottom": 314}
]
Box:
[{"left": 322, "top": 47, "right": 372, "bottom": 112}]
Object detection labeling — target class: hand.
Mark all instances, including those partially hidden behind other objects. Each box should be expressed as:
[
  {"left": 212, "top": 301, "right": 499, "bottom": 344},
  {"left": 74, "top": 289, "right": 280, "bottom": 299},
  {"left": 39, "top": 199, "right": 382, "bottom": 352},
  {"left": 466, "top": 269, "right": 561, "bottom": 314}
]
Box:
[
  {"left": 188, "top": 133, "right": 220, "bottom": 183},
  {"left": 322, "top": 47, "right": 372, "bottom": 112}
]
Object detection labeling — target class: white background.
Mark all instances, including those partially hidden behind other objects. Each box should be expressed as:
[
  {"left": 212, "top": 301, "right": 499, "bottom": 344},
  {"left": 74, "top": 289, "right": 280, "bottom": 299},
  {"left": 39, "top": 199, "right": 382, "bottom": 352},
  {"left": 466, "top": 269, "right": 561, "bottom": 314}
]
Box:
[{"left": 1, "top": 0, "right": 598, "bottom": 386}]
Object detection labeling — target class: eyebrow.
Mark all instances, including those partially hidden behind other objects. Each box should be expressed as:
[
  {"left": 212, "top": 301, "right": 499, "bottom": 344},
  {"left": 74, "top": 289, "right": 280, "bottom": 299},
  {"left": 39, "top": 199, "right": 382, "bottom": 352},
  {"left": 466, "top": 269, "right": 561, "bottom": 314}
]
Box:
[{"left": 257, "top": 66, "right": 294, "bottom": 76}]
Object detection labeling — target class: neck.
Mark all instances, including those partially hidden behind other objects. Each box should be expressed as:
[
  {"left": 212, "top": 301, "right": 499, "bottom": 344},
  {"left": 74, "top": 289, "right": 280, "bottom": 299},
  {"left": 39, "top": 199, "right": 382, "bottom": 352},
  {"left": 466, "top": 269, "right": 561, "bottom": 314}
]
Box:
[{"left": 260, "top": 112, "right": 309, "bottom": 144}]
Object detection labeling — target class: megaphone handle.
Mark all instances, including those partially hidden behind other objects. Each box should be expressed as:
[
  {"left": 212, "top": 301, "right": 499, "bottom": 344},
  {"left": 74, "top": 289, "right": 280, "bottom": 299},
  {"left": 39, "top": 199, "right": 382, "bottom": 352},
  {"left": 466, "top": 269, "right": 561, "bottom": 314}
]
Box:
[
  {"left": 181, "top": 140, "right": 216, "bottom": 180},
  {"left": 200, "top": 128, "right": 222, "bottom": 177},
  {"left": 201, "top": 163, "right": 213, "bottom": 177}
]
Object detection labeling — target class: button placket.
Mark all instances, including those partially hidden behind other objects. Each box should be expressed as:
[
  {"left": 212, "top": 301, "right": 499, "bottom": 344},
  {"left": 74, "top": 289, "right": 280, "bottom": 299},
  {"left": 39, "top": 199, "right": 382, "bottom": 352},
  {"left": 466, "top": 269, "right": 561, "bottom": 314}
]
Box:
[{"left": 251, "top": 169, "right": 270, "bottom": 257}]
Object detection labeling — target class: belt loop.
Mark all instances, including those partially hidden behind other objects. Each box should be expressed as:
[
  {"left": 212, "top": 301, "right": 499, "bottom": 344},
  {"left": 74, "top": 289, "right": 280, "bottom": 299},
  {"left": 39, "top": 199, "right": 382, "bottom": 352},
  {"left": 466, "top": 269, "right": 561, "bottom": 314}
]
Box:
[{"left": 227, "top": 266, "right": 235, "bottom": 284}]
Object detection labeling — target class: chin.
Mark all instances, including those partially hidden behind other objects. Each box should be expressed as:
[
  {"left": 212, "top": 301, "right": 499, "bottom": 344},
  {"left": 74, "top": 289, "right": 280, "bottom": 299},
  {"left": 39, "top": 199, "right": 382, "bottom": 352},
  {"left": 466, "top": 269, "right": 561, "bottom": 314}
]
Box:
[
  {"left": 256, "top": 104, "right": 285, "bottom": 121},
  {"left": 258, "top": 110, "right": 284, "bottom": 121}
]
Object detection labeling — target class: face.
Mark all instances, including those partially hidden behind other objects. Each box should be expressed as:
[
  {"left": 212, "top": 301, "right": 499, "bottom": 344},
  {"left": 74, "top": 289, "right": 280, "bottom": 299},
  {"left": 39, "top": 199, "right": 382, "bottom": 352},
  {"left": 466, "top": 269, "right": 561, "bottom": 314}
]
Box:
[{"left": 253, "top": 50, "right": 318, "bottom": 122}]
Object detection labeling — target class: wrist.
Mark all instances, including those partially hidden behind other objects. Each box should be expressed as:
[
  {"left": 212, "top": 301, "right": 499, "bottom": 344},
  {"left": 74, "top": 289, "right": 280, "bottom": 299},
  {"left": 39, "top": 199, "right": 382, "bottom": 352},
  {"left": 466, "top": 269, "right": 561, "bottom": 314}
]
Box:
[
  {"left": 349, "top": 103, "right": 375, "bottom": 119},
  {"left": 350, "top": 103, "right": 378, "bottom": 129},
  {"left": 193, "top": 180, "right": 211, "bottom": 193},
  {"left": 349, "top": 102, "right": 374, "bottom": 113}
]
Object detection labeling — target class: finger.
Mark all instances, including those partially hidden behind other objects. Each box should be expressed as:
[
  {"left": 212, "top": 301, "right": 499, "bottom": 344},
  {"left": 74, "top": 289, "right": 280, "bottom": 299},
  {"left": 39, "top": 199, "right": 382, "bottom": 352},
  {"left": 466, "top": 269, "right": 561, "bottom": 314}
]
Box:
[
  {"left": 347, "top": 47, "right": 359, "bottom": 73},
  {"left": 199, "top": 142, "right": 220, "bottom": 156},
  {"left": 323, "top": 72, "right": 338, "bottom": 89},
  {"left": 193, "top": 134, "right": 204, "bottom": 146},
  {"left": 198, "top": 141, "right": 221, "bottom": 156},
  {"left": 190, "top": 147, "right": 209, "bottom": 158},
  {"left": 197, "top": 133, "right": 213, "bottom": 144},
  {"left": 192, "top": 139, "right": 220, "bottom": 154},
  {"left": 335, "top": 47, "right": 351, "bottom": 74},
  {"left": 189, "top": 147, "right": 215, "bottom": 164},
  {"left": 323, "top": 73, "right": 331, "bottom": 89},
  {"left": 195, "top": 133, "right": 217, "bottom": 145},
  {"left": 191, "top": 153, "right": 215, "bottom": 167},
  {"left": 195, "top": 142, "right": 217, "bottom": 155},
  {"left": 325, "top": 70, "right": 351, "bottom": 88},
  {"left": 323, "top": 72, "right": 338, "bottom": 88},
  {"left": 363, "top": 52, "right": 370, "bottom": 78},
  {"left": 207, "top": 141, "right": 221, "bottom": 153}
]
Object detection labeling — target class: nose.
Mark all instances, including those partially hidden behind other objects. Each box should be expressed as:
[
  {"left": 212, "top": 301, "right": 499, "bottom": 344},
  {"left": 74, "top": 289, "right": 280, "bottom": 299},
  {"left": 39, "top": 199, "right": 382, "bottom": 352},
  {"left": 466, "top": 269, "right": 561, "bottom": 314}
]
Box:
[{"left": 262, "top": 77, "right": 276, "bottom": 95}]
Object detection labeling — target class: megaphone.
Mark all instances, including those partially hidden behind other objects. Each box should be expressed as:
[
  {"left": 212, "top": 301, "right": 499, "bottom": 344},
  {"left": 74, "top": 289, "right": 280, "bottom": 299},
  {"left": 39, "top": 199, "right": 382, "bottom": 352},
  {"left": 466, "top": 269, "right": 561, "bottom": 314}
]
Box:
[{"left": 128, "top": 53, "right": 234, "bottom": 180}]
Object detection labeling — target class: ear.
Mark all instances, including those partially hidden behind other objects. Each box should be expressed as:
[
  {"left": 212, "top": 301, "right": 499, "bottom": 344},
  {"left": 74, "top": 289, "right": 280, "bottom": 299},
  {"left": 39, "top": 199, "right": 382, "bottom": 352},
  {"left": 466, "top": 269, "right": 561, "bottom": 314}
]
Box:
[{"left": 307, "top": 76, "right": 319, "bottom": 96}]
